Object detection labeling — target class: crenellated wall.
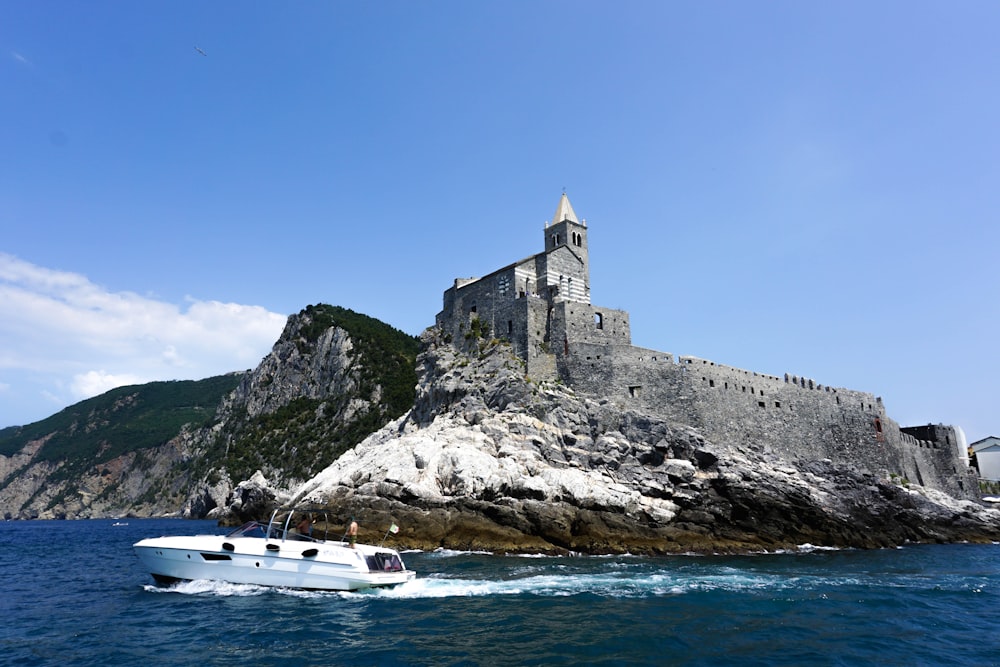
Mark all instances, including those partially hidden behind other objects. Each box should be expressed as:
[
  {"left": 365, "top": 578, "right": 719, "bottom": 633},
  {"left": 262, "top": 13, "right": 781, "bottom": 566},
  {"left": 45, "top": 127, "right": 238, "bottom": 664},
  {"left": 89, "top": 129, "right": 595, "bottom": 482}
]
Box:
[
  {"left": 434, "top": 196, "right": 977, "bottom": 500},
  {"left": 551, "top": 330, "right": 976, "bottom": 499}
]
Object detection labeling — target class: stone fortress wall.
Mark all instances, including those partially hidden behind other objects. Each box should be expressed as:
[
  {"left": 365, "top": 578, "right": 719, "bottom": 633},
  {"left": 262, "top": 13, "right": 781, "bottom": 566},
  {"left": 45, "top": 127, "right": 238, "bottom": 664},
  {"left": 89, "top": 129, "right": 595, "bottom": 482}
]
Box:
[{"left": 435, "top": 195, "right": 978, "bottom": 500}]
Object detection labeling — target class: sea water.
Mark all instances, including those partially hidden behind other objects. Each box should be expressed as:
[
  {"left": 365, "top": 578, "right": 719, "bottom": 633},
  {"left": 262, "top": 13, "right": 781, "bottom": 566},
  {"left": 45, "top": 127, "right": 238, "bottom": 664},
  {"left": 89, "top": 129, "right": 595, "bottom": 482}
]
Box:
[{"left": 1, "top": 519, "right": 998, "bottom": 666}]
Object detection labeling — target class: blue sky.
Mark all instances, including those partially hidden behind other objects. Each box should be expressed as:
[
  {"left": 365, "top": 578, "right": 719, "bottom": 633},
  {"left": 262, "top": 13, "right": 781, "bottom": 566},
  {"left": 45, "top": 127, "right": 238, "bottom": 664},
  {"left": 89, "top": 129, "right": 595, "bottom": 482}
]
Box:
[{"left": 2, "top": 2, "right": 998, "bottom": 443}]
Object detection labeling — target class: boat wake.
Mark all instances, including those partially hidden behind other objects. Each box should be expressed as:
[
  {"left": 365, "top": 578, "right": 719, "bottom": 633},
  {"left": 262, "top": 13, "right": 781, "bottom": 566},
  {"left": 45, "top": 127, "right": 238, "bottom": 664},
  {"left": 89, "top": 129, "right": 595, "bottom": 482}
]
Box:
[
  {"left": 360, "top": 565, "right": 830, "bottom": 599},
  {"left": 363, "top": 572, "right": 685, "bottom": 599},
  {"left": 142, "top": 579, "right": 327, "bottom": 598},
  {"left": 141, "top": 546, "right": 972, "bottom": 601},
  {"left": 140, "top": 570, "right": 735, "bottom": 599},
  {"left": 141, "top": 561, "right": 974, "bottom": 600}
]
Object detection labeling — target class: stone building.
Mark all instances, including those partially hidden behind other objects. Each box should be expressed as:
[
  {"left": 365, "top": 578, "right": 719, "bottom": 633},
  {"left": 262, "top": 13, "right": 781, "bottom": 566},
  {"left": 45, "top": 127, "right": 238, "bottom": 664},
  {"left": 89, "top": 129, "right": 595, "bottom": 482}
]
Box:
[{"left": 436, "top": 194, "right": 978, "bottom": 500}]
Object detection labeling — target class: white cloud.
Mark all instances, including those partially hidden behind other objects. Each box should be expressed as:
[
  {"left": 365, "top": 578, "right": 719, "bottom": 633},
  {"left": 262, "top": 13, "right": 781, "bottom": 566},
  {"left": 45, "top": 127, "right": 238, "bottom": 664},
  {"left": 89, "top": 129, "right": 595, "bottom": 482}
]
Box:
[
  {"left": 0, "top": 253, "right": 287, "bottom": 425},
  {"left": 161, "top": 345, "right": 182, "bottom": 366},
  {"left": 71, "top": 370, "right": 144, "bottom": 399},
  {"left": 11, "top": 51, "right": 30, "bottom": 66}
]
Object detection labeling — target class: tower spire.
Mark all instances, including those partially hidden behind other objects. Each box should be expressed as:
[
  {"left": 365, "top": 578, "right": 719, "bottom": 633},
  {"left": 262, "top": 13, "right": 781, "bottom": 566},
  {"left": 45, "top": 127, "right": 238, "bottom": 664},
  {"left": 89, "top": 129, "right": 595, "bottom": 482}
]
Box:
[{"left": 552, "top": 192, "right": 580, "bottom": 226}]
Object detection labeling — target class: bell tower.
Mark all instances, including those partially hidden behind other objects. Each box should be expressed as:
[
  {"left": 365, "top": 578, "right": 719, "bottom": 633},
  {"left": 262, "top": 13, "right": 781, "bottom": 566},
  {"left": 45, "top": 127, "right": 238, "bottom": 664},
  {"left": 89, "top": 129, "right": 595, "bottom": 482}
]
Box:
[{"left": 542, "top": 192, "right": 590, "bottom": 304}]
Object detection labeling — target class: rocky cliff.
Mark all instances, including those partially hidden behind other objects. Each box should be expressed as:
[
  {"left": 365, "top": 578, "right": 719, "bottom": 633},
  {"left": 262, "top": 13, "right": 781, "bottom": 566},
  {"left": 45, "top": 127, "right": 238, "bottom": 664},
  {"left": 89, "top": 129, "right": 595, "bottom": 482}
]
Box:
[
  {"left": 0, "top": 304, "right": 419, "bottom": 521},
  {"left": 273, "top": 329, "right": 1000, "bottom": 554},
  {"left": 0, "top": 377, "right": 241, "bottom": 520},
  {"left": 6, "top": 305, "right": 998, "bottom": 554},
  {"left": 185, "top": 304, "right": 419, "bottom": 514}
]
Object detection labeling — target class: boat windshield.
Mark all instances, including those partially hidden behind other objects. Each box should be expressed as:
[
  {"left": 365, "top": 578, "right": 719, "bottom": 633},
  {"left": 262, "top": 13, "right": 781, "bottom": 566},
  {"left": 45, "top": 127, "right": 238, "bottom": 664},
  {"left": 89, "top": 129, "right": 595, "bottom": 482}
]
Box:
[{"left": 227, "top": 521, "right": 267, "bottom": 538}]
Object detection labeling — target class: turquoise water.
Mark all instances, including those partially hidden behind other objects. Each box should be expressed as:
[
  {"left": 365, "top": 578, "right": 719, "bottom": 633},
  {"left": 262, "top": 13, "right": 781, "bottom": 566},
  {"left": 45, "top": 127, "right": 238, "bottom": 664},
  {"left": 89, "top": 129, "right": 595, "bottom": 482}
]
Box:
[{"left": 1, "top": 519, "right": 998, "bottom": 666}]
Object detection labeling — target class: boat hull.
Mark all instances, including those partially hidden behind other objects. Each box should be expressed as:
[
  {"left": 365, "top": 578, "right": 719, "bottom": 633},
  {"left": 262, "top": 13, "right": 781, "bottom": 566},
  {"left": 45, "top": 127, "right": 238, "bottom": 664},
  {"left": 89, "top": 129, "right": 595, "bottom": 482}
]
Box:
[{"left": 134, "top": 535, "right": 414, "bottom": 591}]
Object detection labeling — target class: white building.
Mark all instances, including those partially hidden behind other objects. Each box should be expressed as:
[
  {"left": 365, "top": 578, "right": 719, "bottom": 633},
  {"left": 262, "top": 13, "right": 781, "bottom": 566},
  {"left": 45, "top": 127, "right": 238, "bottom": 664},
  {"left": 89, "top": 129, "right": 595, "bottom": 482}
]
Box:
[{"left": 970, "top": 436, "right": 1000, "bottom": 481}]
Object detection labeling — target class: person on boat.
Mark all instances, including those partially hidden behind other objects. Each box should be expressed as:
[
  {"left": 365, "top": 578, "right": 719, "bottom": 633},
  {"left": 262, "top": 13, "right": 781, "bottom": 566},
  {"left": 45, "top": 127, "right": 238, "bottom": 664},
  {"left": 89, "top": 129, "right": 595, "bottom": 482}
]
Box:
[
  {"left": 296, "top": 515, "right": 313, "bottom": 539},
  {"left": 348, "top": 517, "right": 358, "bottom": 548}
]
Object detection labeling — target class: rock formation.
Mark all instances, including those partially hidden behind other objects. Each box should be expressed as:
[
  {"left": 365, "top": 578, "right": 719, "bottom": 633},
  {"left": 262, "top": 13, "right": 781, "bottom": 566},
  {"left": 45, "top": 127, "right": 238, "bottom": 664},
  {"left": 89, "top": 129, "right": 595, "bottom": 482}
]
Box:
[
  {"left": 182, "top": 304, "right": 419, "bottom": 516},
  {"left": 0, "top": 304, "right": 418, "bottom": 520},
  {"left": 282, "top": 330, "right": 1000, "bottom": 554},
  {"left": 4, "top": 301, "right": 997, "bottom": 554}
]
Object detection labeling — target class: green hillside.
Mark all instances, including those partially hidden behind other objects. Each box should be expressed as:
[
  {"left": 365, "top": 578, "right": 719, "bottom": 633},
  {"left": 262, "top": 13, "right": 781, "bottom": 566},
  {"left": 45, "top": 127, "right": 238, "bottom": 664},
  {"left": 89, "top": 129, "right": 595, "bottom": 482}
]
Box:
[
  {"left": 0, "top": 304, "right": 424, "bottom": 519},
  {"left": 0, "top": 374, "right": 243, "bottom": 467}
]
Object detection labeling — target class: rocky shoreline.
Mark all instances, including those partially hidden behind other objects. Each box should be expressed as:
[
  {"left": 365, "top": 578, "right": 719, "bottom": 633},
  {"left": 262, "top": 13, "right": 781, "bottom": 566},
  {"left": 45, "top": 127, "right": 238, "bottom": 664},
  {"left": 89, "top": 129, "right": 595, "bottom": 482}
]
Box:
[
  {"left": 223, "top": 332, "right": 1000, "bottom": 554},
  {"left": 9, "top": 321, "right": 998, "bottom": 554}
]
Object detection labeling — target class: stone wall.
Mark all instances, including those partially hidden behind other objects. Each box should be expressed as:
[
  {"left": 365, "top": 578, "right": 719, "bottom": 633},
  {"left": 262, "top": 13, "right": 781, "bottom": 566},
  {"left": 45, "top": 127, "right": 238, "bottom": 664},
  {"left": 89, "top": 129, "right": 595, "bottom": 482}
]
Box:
[
  {"left": 556, "top": 302, "right": 631, "bottom": 347},
  {"left": 552, "top": 335, "right": 977, "bottom": 499}
]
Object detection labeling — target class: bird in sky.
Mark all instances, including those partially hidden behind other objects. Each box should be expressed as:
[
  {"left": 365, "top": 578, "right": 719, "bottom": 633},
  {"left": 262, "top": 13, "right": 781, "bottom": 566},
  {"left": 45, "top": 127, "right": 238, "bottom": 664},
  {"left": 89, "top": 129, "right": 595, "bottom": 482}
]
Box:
[{"left": 194, "top": 46, "right": 207, "bottom": 56}]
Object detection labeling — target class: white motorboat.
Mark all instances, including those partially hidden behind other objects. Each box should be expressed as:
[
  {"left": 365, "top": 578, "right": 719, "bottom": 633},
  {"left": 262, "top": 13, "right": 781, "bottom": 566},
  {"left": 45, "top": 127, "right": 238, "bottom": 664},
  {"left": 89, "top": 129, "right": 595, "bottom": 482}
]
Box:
[{"left": 134, "top": 507, "right": 415, "bottom": 591}]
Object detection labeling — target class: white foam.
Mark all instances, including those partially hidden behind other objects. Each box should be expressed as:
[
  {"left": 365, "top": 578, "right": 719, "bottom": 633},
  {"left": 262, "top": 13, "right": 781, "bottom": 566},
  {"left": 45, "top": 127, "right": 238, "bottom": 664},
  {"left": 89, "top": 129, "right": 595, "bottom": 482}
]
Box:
[
  {"left": 358, "top": 570, "right": 705, "bottom": 599},
  {"left": 142, "top": 579, "right": 333, "bottom": 598},
  {"left": 512, "top": 552, "right": 557, "bottom": 558},
  {"left": 428, "top": 547, "right": 494, "bottom": 557},
  {"left": 796, "top": 543, "right": 845, "bottom": 552},
  {"left": 143, "top": 579, "right": 270, "bottom": 597}
]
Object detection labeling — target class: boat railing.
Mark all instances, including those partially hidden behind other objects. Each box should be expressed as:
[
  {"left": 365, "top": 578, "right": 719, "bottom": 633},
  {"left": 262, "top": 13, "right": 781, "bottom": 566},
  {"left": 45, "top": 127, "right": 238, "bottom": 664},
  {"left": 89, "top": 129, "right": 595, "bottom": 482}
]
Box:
[
  {"left": 228, "top": 509, "right": 364, "bottom": 547},
  {"left": 264, "top": 506, "right": 344, "bottom": 544}
]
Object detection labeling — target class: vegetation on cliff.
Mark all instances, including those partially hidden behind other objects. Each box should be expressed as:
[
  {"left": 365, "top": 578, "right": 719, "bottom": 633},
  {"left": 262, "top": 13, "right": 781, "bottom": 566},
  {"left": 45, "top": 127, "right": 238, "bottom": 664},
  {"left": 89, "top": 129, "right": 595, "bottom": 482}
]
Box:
[
  {"left": 0, "top": 375, "right": 242, "bottom": 518},
  {"left": 0, "top": 375, "right": 242, "bottom": 475},
  {"left": 200, "top": 304, "right": 420, "bottom": 487},
  {"left": 0, "top": 304, "right": 421, "bottom": 519},
  {"left": 298, "top": 304, "right": 420, "bottom": 422}
]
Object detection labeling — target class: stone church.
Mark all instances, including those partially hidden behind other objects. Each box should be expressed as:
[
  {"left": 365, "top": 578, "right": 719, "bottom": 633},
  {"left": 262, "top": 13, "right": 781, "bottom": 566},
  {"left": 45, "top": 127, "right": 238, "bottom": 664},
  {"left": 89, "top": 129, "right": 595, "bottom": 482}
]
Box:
[{"left": 436, "top": 194, "right": 978, "bottom": 500}]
